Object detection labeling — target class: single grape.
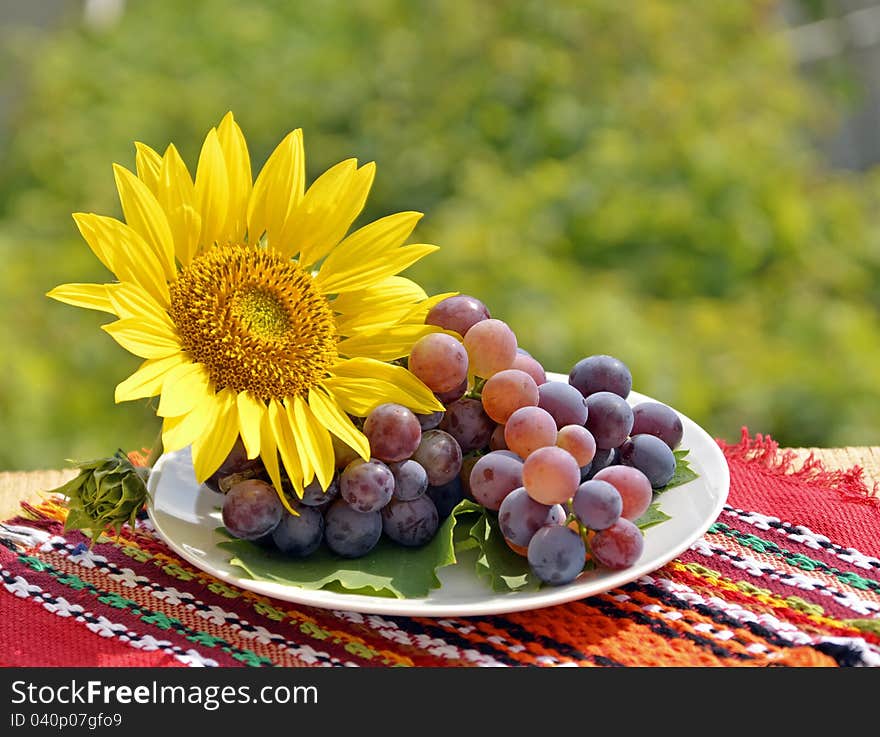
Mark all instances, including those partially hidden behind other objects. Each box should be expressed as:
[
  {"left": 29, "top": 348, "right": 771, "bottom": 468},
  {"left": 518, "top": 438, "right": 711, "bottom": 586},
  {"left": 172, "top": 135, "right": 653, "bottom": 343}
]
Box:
[
  {"left": 527, "top": 525, "right": 586, "bottom": 585},
  {"left": 522, "top": 446, "right": 581, "bottom": 505},
  {"left": 408, "top": 333, "right": 469, "bottom": 393},
  {"left": 569, "top": 355, "right": 633, "bottom": 399},
  {"left": 435, "top": 377, "right": 468, "bottom": 404},
  {"left": 427, "top": 477, "right": 464, "bottom": 520},
  {"left": 339, "top": 458, "right": 395, "bottom": 513},
  {"left": 204, "top": 437, "right": 263, "bottom": 494},
  {"left": 538, "top": 382, "right": 588, "bottom": 429},
  {"left": 504, "top": 405, "right": 557, "bottom": 458},
  {"left": 468, "top": 450, "right": 524, "bottom": 511},
  {"left": 416, "top": 410, "right": 445, "bottom": 431},
  {"left": 511, "top": 352, "right": 547, "bottom": 386},
  {"left": 572, "top": 480, "right": 622, "bottom": 531},
  {"left": 631, "top": 402, "right": 683, "bottom": 450},
  {"left": 439, "top": 397, "right": 495, "bottom": 453},
  {"left": 556, "top": 425, "right": 597, "bottom": 467},
  {"left": 592, "top": 465, "right": 653, "bottom": 520},
  {"left": 272, "top": 505, "right": 324, "bottom": 557},
  {"left": 481, "top": 368, "right": 539, "bottom": 424},
  {"left": 389, "top": 459, "right": 429, "bottom": 501},
  {"left": 382, "top": 496, "right": 440, "bottom": 547},
  {"left": 300, "top": 476, "right": 340, "bottom": 507},
  {"left": 221, "top": 479, "right": 283, "bottom": 540},
  {"left": 489, "top": 424, "right": 508, "bottom": 451},
  {"left": 591, "top": 518, "right": 645, "bottom": 570},
  {"left": 426, "top": 294, "right": 491, "bottom": 337},
  {"left": 619, "top": 434, "right": 677, "bottom": 488},
  {"left": 363, "top": 403, "right": 422, "bottom": 463},
  {"left": 411, "top": 429, "right": 463, "bottom": 486},
  {"left": 584, "top": 446, "right": 618, "bottom": 479},
  {"left": 323, "top": 500, "right": 382, "bottom": 558},
  {"left": 498, "top": 486, "right": 566, "bottom": 549},
  {"left": 584, "top": 391, "right": 634, "bottom": 449},
  {"left": 462, "top": 318, "right": 517, "bottom": 378}
]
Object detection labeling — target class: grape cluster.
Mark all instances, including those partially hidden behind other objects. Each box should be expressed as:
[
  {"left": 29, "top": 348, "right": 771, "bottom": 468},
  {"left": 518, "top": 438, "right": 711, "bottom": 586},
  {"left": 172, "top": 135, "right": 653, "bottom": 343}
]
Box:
[{"left": 217, "top": 293, "right": 684, "bottom": 587}]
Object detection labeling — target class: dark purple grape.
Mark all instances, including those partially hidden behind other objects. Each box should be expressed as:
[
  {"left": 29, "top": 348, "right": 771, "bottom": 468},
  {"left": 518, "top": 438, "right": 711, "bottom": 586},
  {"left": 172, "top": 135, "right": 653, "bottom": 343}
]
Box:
[
  {"left": 569, "top": 355, "right": 632, "bottom": 399},
  {"left": 427, "top": 477, "right": 464, "bottom": 520},
  {"left": 527, "top": 525, "right": 586, "bottom": 586},
  {"left": 271, "top": 505, "right": 324, "bottom": 557},
  {"left": 631, "top": 402, "right": 683, "bottom": 450},
  {"left": 416, "top": 411, "right": 445, "bottom": 430},
  {"left": 363, "top": 403, "right": 422, "bottom": 462},
  {"left": 469, "top": 450, "right": 525, "bottom": 511},
  {"left": 434, "top": 377, "right": 468, "bottom": 404},
  {"left": 439, "top": 397, "right": 495, "bottom": 453},
  {"left": 426, "top": 294, "right": 491, "bottom": 337},
  {"left": 300, "top": 476, "right": 339, "bottom": 507},
  {"left": 204, "top": 437, "right": 263, "bottom": 493},
  {"left": 411, "top": 429, "right": 463, "bottom": 486},
  {"left": 323, "top": 500, "right": 382, "bottom": 558},
  {"left": 389, "top": 459, "right": 429, "bottom": 501},
  {"left": 538, "top": 382, "right": 588, "bottom": 429},
  {"left": 498, "top": 487, "right": 566, "bottom": 549},
  {"left": 339, "top": 458, "right": 395, "bottom": 512},
  {"left": 572, "top": 480, "right": 622, "bottom": 531},
  {"left": 381, "top": 496, "right": 440, "bottom": 547},
  {"left": 221, "top": 479, "right": 283, "bottom": 540},
  {"left": 584, "top": 391, "right": 633, "bottom": 449},
  {"left": 619, "top": 434, "right": 677, "bottom": 488}
]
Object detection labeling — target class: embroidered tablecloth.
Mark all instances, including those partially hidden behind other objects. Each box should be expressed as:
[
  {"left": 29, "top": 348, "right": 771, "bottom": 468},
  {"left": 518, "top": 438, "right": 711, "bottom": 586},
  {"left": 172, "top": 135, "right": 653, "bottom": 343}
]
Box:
[{"left": 1, "top": 430, "right": 878, "bottom": 667}]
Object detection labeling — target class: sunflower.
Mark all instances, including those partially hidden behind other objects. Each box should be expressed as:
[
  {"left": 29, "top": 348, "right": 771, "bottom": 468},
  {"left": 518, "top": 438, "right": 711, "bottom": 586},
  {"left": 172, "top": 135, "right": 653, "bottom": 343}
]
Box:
[{"left": 48, "top": 113, "right": 450, "bottom": 508}]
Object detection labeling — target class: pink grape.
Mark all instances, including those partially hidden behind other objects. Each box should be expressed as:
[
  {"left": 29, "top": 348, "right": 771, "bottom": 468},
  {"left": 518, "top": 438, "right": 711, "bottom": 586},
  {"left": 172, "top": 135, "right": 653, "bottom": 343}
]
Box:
[
  {"left": 591, "top": 518, "right": 645, "bottom": 569},
  {"left": 481, "top": 368, "right": 539, "bottom": 423},
  {"left": 556, "top": 425, "right": 597, "bottom": 467},
  {"left": 511, "top": 353, "right": 547, "bottom": 386},
  {"left": 462, "top": 318, "right": 517, "bottom": 378},
  {"left": 222, "top": 479, "right": 283, "bottom": 540},
  {"left": 522, "top": 446, "right": 581, "bottom": 505},
  {"left": 439, "top": 397, "right": 495, "bottom": 453},
  {"left": 426, "top": 294, "right": 490, "bottom": 337},
  {"left": 363, "top": 403, "right": 422, "bottom": 462},
  {"left": 592, "top": 465, "right": 653, "bottom": 520},
  {"left": 408, "top": 333, "right": 469, "bottom": 393},
  {"left": 468, "top": 450, "right": 524, "bottom": 511},
  {"left": 339, "top": 458, "right": 395, "bottom": 513},
  {"left": 411, "top": 429, "right": 463, "bottom": 486},
  {"left": 504, "top": 405, "right": 557, "bottom": 458},
  {"left": 538, "top": 381, "right": 588, "bottom": 429}
]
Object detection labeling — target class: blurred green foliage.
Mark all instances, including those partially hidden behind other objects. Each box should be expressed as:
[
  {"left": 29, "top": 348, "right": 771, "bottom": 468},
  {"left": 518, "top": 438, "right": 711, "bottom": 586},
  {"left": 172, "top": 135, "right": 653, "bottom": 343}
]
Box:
[{"left": 2, "top": 0, "right": 880, "bottom": 470}]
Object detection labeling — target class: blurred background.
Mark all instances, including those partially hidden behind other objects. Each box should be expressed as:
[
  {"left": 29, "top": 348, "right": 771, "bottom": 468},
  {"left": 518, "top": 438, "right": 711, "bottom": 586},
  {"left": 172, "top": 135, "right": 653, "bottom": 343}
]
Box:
[{"left": 2, "top": 0, "right": 880, "bottom": 471}]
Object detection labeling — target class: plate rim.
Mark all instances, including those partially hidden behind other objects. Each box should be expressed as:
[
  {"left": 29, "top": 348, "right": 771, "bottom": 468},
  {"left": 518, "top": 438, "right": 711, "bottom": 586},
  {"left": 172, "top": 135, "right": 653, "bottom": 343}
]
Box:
[{"left": 146, "top": 379, "right": 730, "bottom": 616}]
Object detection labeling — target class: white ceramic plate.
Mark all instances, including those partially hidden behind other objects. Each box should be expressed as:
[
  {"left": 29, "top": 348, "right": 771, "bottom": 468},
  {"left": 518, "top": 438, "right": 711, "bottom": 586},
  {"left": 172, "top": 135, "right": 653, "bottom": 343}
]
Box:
[{"left": 146, "top": 378, "right": 729, "bottom": 617}]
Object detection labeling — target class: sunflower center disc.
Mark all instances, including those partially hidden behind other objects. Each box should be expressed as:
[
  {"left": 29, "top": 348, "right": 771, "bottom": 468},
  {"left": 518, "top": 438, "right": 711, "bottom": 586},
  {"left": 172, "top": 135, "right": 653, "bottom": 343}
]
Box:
[{"left": 169, "top": 245, "right": 337, "bottom": 400}]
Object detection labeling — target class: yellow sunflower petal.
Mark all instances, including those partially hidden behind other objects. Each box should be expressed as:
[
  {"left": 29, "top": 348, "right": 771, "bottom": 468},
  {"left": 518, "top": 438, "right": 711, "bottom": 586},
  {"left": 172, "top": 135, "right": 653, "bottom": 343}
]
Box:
[
  {"left": 217, "top": 112, "right": 253, "bottom": 244},
  {"left": 399, "top": 291, "right": 459, "bottom": 326},
  {"left": 156, "top": 361, "right": 213, "bottom": 417},
  {"left": 161, "top": 390, "right": 216, "bottom": 453},
  {"left": 101, "top": 317, "right": 180, "bottom": 359},
  {"left": 315, "top": 243, "right": 439, "bottom": 295},
  {"left": 134, "top": 142, "right": 162, "bottom": 195},
  {"left": 191, "top": 388, "right": 240, "bottom": 484},
  {"left": 325, "top": 358, "right": 444, "bottom": 415},
  {"left": 113, "top": 163, "right": 176, "bottom": 281},
  {"left": 115, "top": 353, "right": 188, "bottom": 403},
  {"left": 247, "top": 129, "right": 304, "bottom": 248},
  {"left": 236, "top": 390, "right": 265, "bottom": 460},
  {"left": 158, "top": 143, "right": 201, "bottom": 268},
  {"left": 72, "top": 213, "right": 170, "bottom": 306},
  {"left": 280, "top": 159, "right": 370, "bottom": 265},
  {"left": 337, "top": 323, "right": 442, "bottom": 361},
  {"left": 259, "top": 409, "right": 288, "bottom": 509},
  {"left": 106, "top": 282, "right": 174, "bottom": 327},
  {"left": 194, "top": 127, "right": 231, "bottom": 249},
  {"left": 268, "top": 398, "right": 304, "bottom": 496},
  {"left": 46, "top": 283, "right": 114, "bottom": 314},
  {"left": 333, "top": 276, "right": 427, "bottom": 315},
  {"left": 284, "top": 399, "right": 313, "bottom": 485},
  {"left": 289, "top": 395, "right": 335, "bottom": 490},
  {"left": 308, "top": 387, "right": 371, "bottom": 461}
]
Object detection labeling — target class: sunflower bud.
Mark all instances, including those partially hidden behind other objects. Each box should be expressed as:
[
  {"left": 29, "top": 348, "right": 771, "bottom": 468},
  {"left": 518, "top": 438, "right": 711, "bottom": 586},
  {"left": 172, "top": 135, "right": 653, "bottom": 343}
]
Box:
[{"left": 50, "top": 450, "right": 149, "bottom": 544}]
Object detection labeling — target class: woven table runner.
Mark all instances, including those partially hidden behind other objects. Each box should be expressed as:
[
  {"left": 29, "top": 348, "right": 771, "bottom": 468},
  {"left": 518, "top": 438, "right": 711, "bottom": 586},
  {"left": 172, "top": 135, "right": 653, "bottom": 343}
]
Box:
[{"left": 2, "top": 430, "right": 878, "bottom": 668}]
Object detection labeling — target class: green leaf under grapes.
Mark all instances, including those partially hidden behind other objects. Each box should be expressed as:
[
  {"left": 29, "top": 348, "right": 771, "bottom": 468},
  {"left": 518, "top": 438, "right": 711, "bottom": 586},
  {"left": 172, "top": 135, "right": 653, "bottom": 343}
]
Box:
[
  {"left": 634, "top": 502, "right": 672, "bottom": 530},
  {"left": 656, "top": 449, "right": 699, "bottom": 493}
]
